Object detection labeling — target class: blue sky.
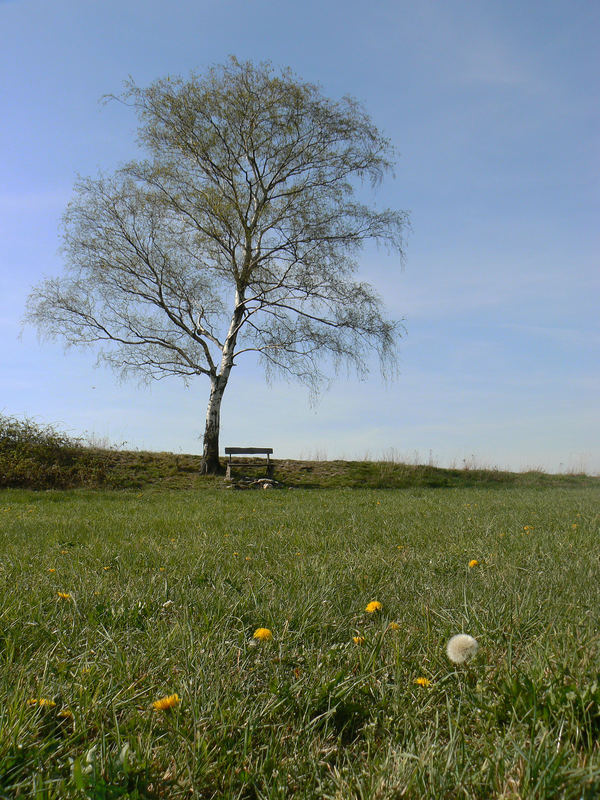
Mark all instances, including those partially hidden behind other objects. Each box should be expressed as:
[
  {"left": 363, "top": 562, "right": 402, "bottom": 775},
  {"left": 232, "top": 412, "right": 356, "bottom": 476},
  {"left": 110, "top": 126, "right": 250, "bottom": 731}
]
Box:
[{"left": 1, "top": 0, "right": 598, "bottom": 472}]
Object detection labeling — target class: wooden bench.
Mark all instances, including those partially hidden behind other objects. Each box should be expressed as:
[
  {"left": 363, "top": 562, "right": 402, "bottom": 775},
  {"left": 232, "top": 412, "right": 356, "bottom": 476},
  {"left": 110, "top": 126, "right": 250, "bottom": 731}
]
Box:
[{"left": 225, "top": 447, "right": 274, "bottom": 479}]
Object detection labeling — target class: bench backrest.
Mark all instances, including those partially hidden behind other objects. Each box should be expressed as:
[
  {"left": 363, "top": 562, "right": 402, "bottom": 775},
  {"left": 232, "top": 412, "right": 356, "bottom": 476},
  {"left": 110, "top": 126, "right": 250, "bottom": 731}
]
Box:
[{"left": 225, "top": 447, "right": 273, "bottom": 455}]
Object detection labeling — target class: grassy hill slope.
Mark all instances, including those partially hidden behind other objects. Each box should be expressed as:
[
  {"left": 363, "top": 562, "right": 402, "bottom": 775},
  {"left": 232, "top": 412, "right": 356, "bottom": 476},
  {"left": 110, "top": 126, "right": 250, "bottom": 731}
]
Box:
[{"left": 1, "top": 414, "right": 597, "bottom": 490}]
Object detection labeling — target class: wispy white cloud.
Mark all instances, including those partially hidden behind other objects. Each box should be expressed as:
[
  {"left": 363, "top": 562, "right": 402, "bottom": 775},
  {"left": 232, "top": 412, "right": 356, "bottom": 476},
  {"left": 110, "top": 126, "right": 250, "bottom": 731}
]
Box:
[
  {"left": 419, "top": 1, "right": 547, "bottom": 93},
  {"left": 452, "top": 36, "right": 543, "bottom": 92}
]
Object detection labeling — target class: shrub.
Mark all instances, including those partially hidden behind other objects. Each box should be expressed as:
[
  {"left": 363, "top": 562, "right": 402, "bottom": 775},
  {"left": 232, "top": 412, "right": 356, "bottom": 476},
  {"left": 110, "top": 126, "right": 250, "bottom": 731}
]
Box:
[{"left": 0, "top": 414, "right": 107, "bottom": 488}]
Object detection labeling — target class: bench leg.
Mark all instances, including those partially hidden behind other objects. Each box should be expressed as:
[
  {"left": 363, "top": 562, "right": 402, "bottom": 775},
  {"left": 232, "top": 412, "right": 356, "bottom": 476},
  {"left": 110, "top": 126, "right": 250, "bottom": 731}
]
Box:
[{"left": 225, "top": 463, "right": 231, "bottom": 479}]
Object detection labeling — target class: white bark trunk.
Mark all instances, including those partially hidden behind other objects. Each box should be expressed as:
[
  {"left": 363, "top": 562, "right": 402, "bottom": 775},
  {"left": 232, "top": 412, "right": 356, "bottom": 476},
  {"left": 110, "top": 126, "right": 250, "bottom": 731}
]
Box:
[
  {"left": 201, "top": 376, "right": 225, "bottom": 473},
  {"left": 200, "top": 289, "right": 246, "bottom": 474}
]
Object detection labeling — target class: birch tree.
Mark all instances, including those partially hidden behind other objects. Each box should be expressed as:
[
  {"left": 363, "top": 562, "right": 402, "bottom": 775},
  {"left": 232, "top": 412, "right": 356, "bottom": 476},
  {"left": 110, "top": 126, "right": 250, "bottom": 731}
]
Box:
[{"left": 26, "top": 58, "right": 408, "bottom": 474}]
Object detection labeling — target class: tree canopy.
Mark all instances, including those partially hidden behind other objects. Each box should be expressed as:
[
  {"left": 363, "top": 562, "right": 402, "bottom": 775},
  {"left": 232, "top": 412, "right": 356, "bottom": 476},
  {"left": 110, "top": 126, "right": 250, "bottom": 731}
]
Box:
[{"left": 27, "top": 58, "right": 409, "bottom": 473}]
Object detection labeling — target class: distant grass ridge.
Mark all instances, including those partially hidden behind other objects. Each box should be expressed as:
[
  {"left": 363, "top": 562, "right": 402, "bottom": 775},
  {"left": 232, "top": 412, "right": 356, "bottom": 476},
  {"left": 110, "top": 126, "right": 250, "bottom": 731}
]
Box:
[{"left": 1, "top": 413, "right": 597, "bottom": 490}]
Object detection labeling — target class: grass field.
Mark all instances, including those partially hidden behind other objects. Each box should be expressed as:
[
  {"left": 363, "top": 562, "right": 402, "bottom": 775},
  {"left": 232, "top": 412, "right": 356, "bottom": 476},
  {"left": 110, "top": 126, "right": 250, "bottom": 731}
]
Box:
[{"left": 1, "top": 485, "right": 599, "bottom": 798}]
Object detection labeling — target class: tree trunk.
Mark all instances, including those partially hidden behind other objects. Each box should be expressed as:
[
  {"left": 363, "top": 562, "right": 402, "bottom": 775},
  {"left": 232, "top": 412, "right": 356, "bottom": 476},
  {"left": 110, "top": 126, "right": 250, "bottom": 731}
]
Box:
[
  {"left": 200, "top": 289, "right": 246, "bottom": 475},
  {"left": 200, "top": 377, "right": 225, "bottom": 474}
]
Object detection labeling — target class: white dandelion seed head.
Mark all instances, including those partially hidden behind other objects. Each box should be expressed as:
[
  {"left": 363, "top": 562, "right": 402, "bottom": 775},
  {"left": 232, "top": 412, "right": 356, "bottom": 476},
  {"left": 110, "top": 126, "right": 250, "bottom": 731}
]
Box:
[{"left": 446, "top": 634, "right": 479, "bottom": 664}]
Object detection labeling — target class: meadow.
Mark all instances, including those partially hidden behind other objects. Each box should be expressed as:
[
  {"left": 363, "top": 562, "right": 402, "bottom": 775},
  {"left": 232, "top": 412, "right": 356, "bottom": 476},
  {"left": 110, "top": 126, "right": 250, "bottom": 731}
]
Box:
[{"left": 1, "top": 484, "right": 599, "bottom": 799}]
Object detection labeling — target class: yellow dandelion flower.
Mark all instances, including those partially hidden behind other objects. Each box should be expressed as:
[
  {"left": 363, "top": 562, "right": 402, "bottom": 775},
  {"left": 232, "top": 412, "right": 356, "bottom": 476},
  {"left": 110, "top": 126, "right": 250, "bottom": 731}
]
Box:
[
  {"left": 353, "top": 636, "right": 366, "bottom": 645},
  {"left": 57, "top": 708, "right": 73, "bottom": 719},
  {"left": 253, "top": 628, "right": 273, "bottom": 641},
  {"left": 48, "top": 568, "right": 56, "bottom": 573},
  {"left": 365, "top": 601, "right": 382, "bottom": 613},
  {"left": 27, "top": 698, "right": 56, "bottom": 708},
  {"left": 468, "top": 559, "right": 479, "bottom": 568},
  {"left": 57, "top": 591, "right": 72, "bottom": 600},
  {"left": 572, "top": 524, "right": 577, "bottom": 529},
  {"left": 523, "top": 525, "right": 533, "bottom": 532},
  {"left": 414, "top": 677, "right": 431, "bottom": 687},
  {"left": 245, "top": 556, "right": 251, "bottom": 561},
  {"left": 152, "top": 693, "right": 180, "bottom": 711},
  {"left": 387, "top": 622, "right": 401, "bottom": 631}
]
